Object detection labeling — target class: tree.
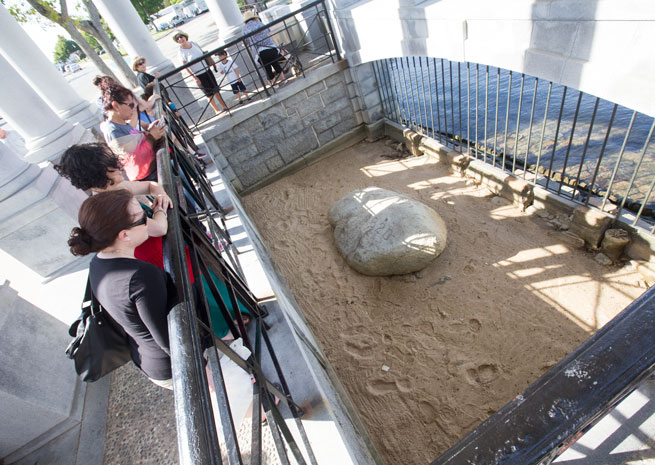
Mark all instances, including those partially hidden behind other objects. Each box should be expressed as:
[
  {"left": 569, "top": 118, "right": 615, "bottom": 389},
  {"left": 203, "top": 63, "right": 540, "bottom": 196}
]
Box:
[
  {"left": 77, "top": 0, "right": 138, "bottom": 87},
  {"left": 81, "top": 31, "right": 102, "bottom": 53},
  {"left": 130, "top": 0, "right": 164, "bottom": 24},
  {"left": 53, "top": 35, "right": 84, "bottom": 63},
  {"left": 9, "top": 0, "right": 137, "bottom": 88}
]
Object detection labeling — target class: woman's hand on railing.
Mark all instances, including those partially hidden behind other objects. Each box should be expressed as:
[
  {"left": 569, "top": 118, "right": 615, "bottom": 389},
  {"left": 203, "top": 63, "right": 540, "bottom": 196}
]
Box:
[{"left": 151, "top": 191, "right": 172, "bottom": 212}]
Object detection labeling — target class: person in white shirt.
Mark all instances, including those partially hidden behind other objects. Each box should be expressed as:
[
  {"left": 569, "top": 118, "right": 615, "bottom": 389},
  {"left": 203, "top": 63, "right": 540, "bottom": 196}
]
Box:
[
  {"left": 173, "top": 30, "right": 227, "bottom": 115},
  {"left": 216, "top": 49, "right": 252, "bottom": 105}
]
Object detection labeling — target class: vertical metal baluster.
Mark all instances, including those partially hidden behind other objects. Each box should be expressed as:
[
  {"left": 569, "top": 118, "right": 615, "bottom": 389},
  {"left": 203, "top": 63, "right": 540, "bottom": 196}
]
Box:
[
  {"left": 427, "top": 59, "right": 436, "bottom": 140},
  {"left": 484, "top": 65, "right": 489, "bottom": 163},
  {"left": 433, "top": 58, "right": 443, "bottom": 143},
  {"left": 475, "top": 63, "right": 479, "bottom": 159},
  {"left": 379, "top": 60, "right": 394, "bottom": 120},
  {"left": 556, "top": 90, "right": 583, "bottom": 195},
  {"left": 399, "top": 57, "right": 414, "bottom": 129},
  {"left": 411, "top": 57, "right": 424, "bottom": 134},
  {"left": 571, "top": 97, "right": 599, "bottom": 201},
  {"left": 419, "top": 57, "right": 430, "bottom": 137},
  {"left": 372, "top": 61, "right": 386, "bottom": 117},
  {"left": 587, "top": 104, "right": 617, "bottom": 207},
  {"left": 391, "top": 58, "right": 408, "bottom": 125},
  {"left": 615, "top": 119, "right": 655, "bottom": 221},
  {"left": 633, "top": 174, "right": 655, "bottom": 227},
  {"left": 441, "top": 59, "right": 449, "bottom": 145},
  {"left": 523, "top": 77, "right": 539, "bottom": 179},
  {"left": 545, "top": 86, "right": 568, "bottom": 191},
  {"left": 512, "top": 73, "right": 525, "bottom": 174},
  {"left": 385, "top": 59, "right": 403, "bottom": 124},
  {"left": 458, "top": 62, "right": 462, "bottom": 145},
  {"left": 493, "top": 67, "right": 500, "bottom": 166},
  {"left": 502, "top": 71, "right": 513, "bottom": 170},
  {"left": 467, "top": 62, "right": 471, "bottom": 156},
  {"left": 408, "top": 57, "right": 421, "bottom": 132},
  {"left": 534, "top": 82, "right": 553, "bottom": 185},
  {"left": 450, "top": 61, "right": 455, "bottom": 147},
  {"left": 601, "top": 110, "right": 637, "bottom": 211}
]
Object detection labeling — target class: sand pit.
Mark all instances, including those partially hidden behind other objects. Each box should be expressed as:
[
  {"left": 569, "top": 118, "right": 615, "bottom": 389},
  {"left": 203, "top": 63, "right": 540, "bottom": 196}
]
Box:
[{"left": 242, "top": 139, "right": 645, "bottom": 465}]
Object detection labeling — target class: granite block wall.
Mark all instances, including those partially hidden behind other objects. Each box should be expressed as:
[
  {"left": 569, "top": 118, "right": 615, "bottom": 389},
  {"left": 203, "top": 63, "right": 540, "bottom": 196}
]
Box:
[{"left": 202, "top": 61, "right": 381, "bottom": 192}]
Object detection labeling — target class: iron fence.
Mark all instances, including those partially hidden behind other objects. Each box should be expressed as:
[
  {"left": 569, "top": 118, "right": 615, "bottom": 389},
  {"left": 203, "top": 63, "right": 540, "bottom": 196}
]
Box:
[
  {"left": 159, "top": 0, "right": 340, "bottom": 132},
  {"left": 154, "top": 86, "right": 317, "bottom": 465},
  {"left": 373, "top": 57, "right": 655, "bottom": 234}
]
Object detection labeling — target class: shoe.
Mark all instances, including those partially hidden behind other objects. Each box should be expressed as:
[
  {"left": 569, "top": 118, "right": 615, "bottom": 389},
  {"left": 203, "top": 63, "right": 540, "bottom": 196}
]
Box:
[{"left": 239, "top": 100, "right": 244, "bottom": 105}]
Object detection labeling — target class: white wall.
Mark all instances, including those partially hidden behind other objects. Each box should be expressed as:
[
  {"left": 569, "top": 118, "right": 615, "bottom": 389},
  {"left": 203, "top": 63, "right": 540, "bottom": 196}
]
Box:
[{"left": 331, "top": 0, "right": 655, "bottom": 116}]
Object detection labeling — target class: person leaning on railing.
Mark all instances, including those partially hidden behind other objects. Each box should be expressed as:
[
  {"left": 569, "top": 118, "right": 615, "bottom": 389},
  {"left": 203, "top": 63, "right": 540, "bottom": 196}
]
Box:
[
  {"left": 242, "top": 10, "right": 286, "bottom": 85},
  {"left": 99, "top": 81, "right": 166, "bottom": 182},
  {"left": 55, "top": 143, "right": 248, "bottom": 341},
  {"left": 68, "top": 189, "right": 178, "bottom": 390}
]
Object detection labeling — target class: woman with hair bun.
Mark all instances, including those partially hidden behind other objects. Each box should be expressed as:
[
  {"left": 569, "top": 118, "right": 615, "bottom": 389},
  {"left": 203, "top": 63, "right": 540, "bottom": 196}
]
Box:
[{"left": 70, "top": 190, "right": 178, "bottom": 389}]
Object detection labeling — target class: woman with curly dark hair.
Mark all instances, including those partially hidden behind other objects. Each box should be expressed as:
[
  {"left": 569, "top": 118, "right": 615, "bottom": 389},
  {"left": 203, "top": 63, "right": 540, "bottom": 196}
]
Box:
[
  {"left": 54, "top": 143, "right": 170, "bottom": 238},
  {"left": 69, "top": 190, "right": 178, "bottom": 389},
  {"left": 100, "top": 81, "right": 165, "bottom": 182}
]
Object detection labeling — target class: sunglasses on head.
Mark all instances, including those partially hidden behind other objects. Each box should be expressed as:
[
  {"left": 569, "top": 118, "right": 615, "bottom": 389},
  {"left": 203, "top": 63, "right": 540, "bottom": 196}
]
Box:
[{"left": 127, "top": 211, "right": 147, "bottom": 229}]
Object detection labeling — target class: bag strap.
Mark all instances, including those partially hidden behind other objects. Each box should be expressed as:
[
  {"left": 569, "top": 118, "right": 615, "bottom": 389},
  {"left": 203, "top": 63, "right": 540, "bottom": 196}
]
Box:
[
  {"left": 82, "top": 276, "right": 93, "bottom": 313},
  {"left": 84, "top": 274, "right": 102, "bottom": 317}
]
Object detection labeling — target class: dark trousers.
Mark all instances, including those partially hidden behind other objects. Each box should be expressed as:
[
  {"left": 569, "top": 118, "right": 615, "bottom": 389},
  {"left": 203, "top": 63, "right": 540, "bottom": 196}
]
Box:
[{"left": 258, "top": 47, "right": 284, "bottom": 81}]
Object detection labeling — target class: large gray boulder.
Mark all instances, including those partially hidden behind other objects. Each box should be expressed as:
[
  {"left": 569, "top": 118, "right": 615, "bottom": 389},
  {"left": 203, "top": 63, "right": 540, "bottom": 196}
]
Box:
[{"left": 328, "top": 187, "right": 447, "bottom": 276}]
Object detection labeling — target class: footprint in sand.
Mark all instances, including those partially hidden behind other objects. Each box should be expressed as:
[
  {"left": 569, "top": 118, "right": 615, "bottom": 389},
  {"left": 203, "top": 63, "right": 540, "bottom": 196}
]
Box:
[
  {"left": 468, "top": 318, "right": 481, "bottom": 333},
  {"left": 341, "top": 327, "right": 376, "bottom": 359},
  {"left": 366, "top": 377, "right": 414, "bottom": 396},
  {"left": 343, "top": 338, "right": 376, "bottom": 360},
  {"left": 466, "top": 363, "right": 500, "bottom": 386}
]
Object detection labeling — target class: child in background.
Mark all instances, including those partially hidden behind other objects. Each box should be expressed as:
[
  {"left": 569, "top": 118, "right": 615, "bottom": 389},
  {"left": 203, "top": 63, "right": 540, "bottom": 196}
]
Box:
[{"left": 216, "top": 49, "right": 252, "bottom": 105}]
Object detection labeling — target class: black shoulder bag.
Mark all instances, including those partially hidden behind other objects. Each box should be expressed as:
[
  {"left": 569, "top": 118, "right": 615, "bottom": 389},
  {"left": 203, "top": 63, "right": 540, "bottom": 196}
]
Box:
[{"left": 65, "top": 277, "right": 132, "bottom": 382}]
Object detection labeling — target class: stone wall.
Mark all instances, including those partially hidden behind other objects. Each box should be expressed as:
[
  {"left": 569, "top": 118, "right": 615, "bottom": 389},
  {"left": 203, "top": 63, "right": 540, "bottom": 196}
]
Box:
[{"left": 202, "top": 60, "right": 381, "bottom": 193}]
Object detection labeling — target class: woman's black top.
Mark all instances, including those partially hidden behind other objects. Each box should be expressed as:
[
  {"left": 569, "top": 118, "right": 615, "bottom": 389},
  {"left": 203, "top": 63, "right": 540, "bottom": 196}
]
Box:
[
  {"left": 89, "top": 255, "right": 178, "bottom": 380},
  {"left": 137, "top": 71, "right": 155, "bottom": 90}
]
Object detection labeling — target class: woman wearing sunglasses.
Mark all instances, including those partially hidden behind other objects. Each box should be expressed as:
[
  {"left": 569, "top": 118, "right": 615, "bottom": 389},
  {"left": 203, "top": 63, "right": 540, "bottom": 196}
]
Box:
[
  {"left": 69, "top": 189, "right": 178, "bottom": 389},
  {"left": 100, "top": 81, "right": 166, "bottom": 182}
]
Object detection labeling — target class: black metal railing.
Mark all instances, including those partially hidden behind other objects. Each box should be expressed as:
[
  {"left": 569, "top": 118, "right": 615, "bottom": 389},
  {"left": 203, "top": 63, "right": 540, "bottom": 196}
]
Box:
[
  {"left": 153, "top": 85, "right": 318, "bottom": 465},
  {"left": 430, "top": 286, "right": 655, "bottom": 465},
  {"left": 373, "top": 57, "right": 655, "bottom": 234},
  {"left": 159, "top": 0, "right": 341, "bottom": 132}
]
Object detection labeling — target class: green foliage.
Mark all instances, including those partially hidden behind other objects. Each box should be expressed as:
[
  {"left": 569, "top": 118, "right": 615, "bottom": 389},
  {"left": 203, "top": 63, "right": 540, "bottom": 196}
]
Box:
[
  {"left": 81, "top": 31, "right": 102, "bottom": 52},
  {"left": 130, "top": 0, "right": 165, "bottom": 23},
  {"left": 53, "top": 35, "right": 84, "bottom": 63}
]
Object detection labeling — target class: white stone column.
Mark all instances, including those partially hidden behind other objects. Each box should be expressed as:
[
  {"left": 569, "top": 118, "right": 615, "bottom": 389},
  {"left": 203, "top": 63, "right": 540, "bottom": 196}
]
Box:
[
  {"left": 207, "top": 0, "right": 245, "bottom": 43},
  {"left": 0, "top": 5, "right": 101, "bottom": 129},
  {"left": 93, "top": 0, "right": 172, "bottom": 73},
  {"left": 0, "top": 55, "right": 78, "bottom": 163}
]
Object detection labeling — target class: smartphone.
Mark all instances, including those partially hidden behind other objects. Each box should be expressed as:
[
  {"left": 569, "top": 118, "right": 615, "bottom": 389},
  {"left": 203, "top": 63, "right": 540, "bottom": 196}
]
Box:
[{"left": 156, "top": 119, "right": 166, "bottom": 128}]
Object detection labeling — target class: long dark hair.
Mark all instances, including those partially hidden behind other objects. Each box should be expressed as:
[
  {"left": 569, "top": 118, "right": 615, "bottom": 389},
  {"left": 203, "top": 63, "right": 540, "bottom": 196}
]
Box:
[
  {"left": 68, "top": 190, "right": 135, "bottom": 256},
  {"left": 101, "top": 81, "right": 134, "bottom": 112},
  {"left": 54, "top": 143, "right": 122, "bottom": 191}
]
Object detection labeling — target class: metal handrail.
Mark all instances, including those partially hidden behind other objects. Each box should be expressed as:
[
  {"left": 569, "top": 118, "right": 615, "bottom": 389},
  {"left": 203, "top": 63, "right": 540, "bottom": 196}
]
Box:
[
  {"left": 159, "top": 0, "right": 341, "bottom": 132},
  {"left": 373, "top": 57, "right": 655, "bottom": 234},
  {"left": 153, "top": 85, "right": 317, "bottom": 465}
]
